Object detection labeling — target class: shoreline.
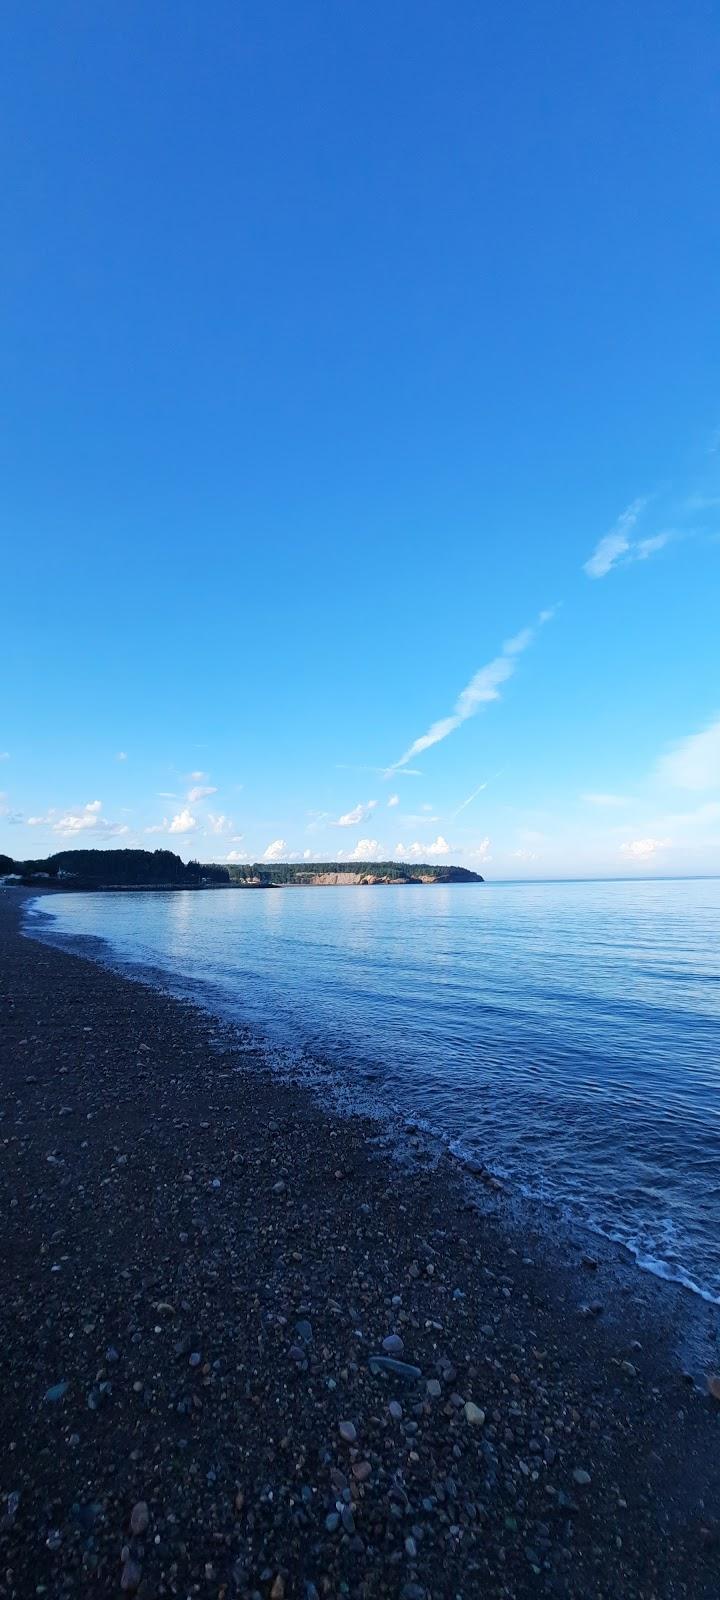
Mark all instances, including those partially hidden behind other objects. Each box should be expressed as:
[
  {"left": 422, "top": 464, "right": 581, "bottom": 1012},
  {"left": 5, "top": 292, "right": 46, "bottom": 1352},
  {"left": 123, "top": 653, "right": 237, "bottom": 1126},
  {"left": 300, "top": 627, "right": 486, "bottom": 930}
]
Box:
[
  {"left": 24, "top": 890, "right": 720, "bottom": 1333},
  {"left": 2, "top": 888, "right": 719, "bottom": 1597}
]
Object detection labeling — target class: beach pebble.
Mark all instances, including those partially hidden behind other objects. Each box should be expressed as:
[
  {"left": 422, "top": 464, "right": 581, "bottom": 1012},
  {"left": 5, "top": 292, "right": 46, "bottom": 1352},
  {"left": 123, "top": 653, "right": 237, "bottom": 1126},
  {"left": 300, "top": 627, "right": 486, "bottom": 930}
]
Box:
[
  {"left": 272, "top": 1180, "right": 286, "bottom": 1196},
  {"left": 338, "top": 1420, "right": 357, "bottom": 1443},
  {"left": 325, "top": 1512, "right": 340, "bottom": 1533},
  {"left": 44, "top": 1381, "right": 68, "bottom": 1403},
  {"left": 130, "top": 1501, "right": 149, "bottom": 1536},
  {"left": 368, "top": 1356, "right": 422, "bottom": 1381},
  {"left": 383, "top": 1334, "right": 404, "bottom": 1355},
  {"left": 426, "top": 1378, "right": 442, "bottom": 1398},
  {"left": 120, "top": 1558, "right": 142, "bottom": 1591},
  {"left": 388, "top": 1400, "right": 403, "bottom": 1420},
  {"left": 573, "top": 1468, "right": 592, "bottom": 1486},
  {"left": 464, "top": 1401, "right": 485, "bottom": 1426}
]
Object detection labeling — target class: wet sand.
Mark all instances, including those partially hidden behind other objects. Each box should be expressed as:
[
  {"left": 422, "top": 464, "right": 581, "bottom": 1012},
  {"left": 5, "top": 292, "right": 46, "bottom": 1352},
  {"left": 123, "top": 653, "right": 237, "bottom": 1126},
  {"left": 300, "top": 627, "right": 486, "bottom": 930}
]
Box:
[{"left": 1, "top": 888, "right": 719, "bottom": 1598}]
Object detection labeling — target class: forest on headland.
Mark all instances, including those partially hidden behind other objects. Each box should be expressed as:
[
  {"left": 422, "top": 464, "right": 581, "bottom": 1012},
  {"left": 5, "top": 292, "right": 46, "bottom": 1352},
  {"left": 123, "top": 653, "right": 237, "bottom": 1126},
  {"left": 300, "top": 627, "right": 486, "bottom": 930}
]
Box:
[{"left": 0, "top": 848, "right": 483, "bottom": 888}]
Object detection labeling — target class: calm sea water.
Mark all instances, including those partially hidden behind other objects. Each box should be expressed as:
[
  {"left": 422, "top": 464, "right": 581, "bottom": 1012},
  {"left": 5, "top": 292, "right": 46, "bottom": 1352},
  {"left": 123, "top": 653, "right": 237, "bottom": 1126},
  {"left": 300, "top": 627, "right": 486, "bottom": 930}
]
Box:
[{"left": 28, "top": 879, "right": 720, "bottom": 1304}]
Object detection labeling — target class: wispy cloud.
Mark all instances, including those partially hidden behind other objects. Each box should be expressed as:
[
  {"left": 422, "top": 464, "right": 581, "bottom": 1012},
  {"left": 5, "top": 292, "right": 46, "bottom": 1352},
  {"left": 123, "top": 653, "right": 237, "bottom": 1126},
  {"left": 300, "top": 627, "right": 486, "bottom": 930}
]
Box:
[
  {"left": 387, "top": 794, "right": 400, "bottom": 807},
  {"left": 188, "top": 784, "right": 217, "bottom": 803},
  {"left": 655, "top": 716, "right": 720, "bottom": 791},
  {"left": 583, "top": 498, "right": 647, "bottom": 577},
  {"left": 385, "top": 609, "right": 554, "bottom": 775},
  {"left": 336, "top": 765, "right": 424, "bottom": 778},
  {"left": 116, "top": 751, "right": 127, "bottom": 762},
  {"left": 582, "top": 792, "right": 634, "bottom": 807},
  {"left": 452, "top": 781, "right": 488, "bottom": 818},
  {"left": 620, "top": 837, "right": 671, "bottom": 861},
  {"left": 226, "top": 849, "right": 248, "bottom": 863},
  {"left": 583, "top": 499, "right": 675, "bottom": 579},
  {"left": 335, "top": 800, "right": 377, "bottom": 827},
  {"left": 0, "top": 752, "right": 10, "bottom": 761}
]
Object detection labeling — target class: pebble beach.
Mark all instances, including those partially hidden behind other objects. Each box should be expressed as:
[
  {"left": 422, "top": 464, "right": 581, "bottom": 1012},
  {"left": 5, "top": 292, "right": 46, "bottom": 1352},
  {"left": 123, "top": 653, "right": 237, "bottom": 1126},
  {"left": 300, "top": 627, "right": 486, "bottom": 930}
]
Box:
[{"left": 1, "top": 889, "right": 719, "bottom": 1600}]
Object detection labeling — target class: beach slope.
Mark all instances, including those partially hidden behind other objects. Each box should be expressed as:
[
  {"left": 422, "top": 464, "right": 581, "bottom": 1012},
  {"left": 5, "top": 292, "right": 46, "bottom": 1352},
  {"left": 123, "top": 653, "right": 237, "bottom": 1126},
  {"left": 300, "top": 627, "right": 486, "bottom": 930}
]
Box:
[{"left": 0, "top": 891, "right": 718, "bottom": 1599}]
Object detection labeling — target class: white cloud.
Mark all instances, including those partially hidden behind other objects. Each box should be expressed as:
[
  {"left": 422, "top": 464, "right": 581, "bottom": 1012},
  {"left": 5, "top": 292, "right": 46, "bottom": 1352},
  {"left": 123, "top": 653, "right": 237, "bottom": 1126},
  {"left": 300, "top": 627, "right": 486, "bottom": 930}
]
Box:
[
  {"left": 655, "top": 717, "right": 720, "bottom": 791},
  {"left": 188, "top": 770, "right": 207, "bottom": 781},
  {"left": 335, "top": 800, "right": 377, "bottom": 827},
  {"left": 54, "top": 812, "right": 100, "bottom": 834},
  {"left": 468, "top": 837, "right": 492, "bottom": 862},
  {"left": 387, "top": 794, "right": 400, "bottom": 807},
  {"left": 635, "top": 532, "right": 672, "bottom": 561},
  {"left": 226, "top": 849, "right": 248, "bottom": 863},
  {"left": 188, "top": 784, "right": 217, "bottom": 803},
  {"left": 620, "top": 837, "right": 671, "bottom": 861},
  {"left": 402, "top": 835, "right": 451, "bottom": 859},
  {"left": 116, "top": 751, "right": 127, "bottom": 762},
  {"left": 512, "top": 847, "right": 537, "bottom": 861},
  {"left": 169, "top": 809, "right": 196, "bottom": 834},
  {"left": 205, "top": 813, "right": 233, "bottom": 836},
  {"left": 583, "top": 501, "right": 674, "bottom": 580},
  {"left": 27, "top": 811, "right": 55, "bottom": 826},
  {"left": 146, "top": 809, "right": 197, "bottom": 836},
  {"left": 583, "top": 792, "right": 634, "bottom": 807},
  {"left": 338, "top": 838, "right": 382, "bottom": 862},
  {"left": 503, "top": 626, "right": 535, "bottom": 655},
  {"left": 50, "top": 800, "right": 128, "bottom": 838},
  {"left": 263, "top": 838, "right": 287, "bottom": 861},
  {"left": 386, "top": 608, "right": 553, "bottom": 773},
  {"left": 584, "top": 498, "right": 646, "bottom": 577}
]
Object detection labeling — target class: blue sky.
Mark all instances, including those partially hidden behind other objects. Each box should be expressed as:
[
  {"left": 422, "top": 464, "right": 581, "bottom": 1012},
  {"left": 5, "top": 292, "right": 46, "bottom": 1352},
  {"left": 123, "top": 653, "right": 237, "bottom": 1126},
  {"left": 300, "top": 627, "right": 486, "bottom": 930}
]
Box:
[{"left": 2, "top": 0, "right": 719, "bottom": 878}]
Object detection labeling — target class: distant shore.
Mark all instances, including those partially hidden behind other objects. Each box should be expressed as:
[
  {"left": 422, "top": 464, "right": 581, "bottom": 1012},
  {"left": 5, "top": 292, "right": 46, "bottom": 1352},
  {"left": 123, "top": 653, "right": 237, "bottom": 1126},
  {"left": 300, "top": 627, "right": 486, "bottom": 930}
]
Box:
[
  {"left": 1, "top": 887, "right": 719, "bottom": 1599},
  {"left": 1, "top": 847, "right": 483, "bottom": 893}
]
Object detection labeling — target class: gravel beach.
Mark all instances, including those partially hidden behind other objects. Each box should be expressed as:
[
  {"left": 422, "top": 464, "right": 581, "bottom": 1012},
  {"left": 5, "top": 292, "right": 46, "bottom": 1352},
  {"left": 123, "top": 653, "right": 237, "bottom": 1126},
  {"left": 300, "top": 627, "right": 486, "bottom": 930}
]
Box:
[{"left": 1, "top": 889, "right": 719, "bottom": 1600}]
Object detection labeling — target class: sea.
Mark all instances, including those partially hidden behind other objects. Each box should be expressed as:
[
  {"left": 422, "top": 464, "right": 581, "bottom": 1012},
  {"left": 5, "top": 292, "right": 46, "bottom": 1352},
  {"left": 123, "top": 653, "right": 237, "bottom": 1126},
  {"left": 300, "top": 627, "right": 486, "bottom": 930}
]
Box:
[{"left": 27, "top": 877, "right": 720, "bottom": 1307}]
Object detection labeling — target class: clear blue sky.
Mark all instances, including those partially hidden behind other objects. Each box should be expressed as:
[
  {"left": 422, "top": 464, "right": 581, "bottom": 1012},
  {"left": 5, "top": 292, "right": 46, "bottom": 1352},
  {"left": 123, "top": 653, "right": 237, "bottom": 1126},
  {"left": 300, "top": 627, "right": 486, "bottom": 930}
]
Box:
[{"left": 2, "top": 0, "right": 719, "bottom": 877}]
